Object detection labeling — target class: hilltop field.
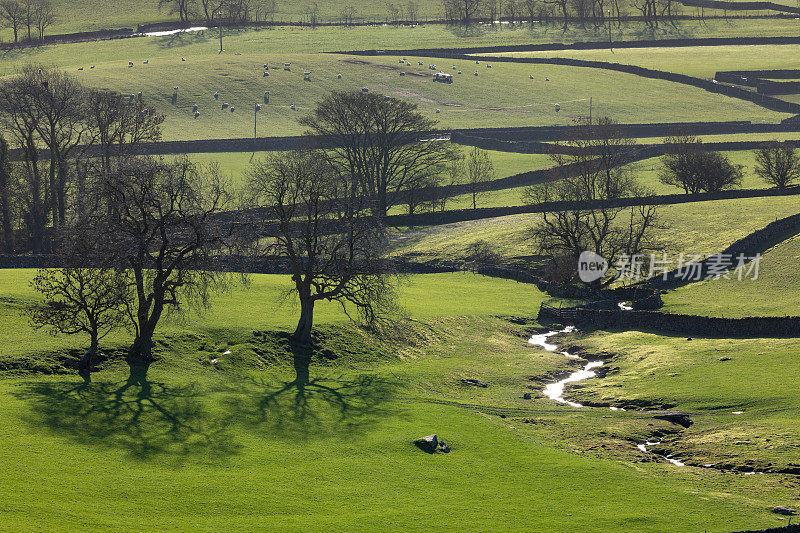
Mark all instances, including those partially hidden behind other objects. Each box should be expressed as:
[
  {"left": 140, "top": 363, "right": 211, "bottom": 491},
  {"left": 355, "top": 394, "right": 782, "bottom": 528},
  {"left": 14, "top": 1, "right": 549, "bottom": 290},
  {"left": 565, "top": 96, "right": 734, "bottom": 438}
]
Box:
[{"left": 1, "top": 13, "right": 800, "bottom": 533}]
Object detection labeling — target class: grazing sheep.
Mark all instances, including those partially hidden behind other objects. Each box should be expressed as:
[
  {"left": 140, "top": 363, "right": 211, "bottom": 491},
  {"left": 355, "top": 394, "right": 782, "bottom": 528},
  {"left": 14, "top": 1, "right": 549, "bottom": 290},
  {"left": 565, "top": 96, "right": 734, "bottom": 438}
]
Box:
[
  {"left": 143, "top": 60, "right": 149, "bottom": 64},
  {"left": 291, "top": 104, "right": 296, "bottom": 110},
  {"left": 193, "top": 104, "right": 198, "bottom": 111},
  {"left": 230, "top": 106, "right": 235, "bottom": 112},
  {"left": 174, "top": 86, "right": 179, "bottom": 91},
  {"left": 362, "top": 87, "right": 369, "bottom": 92},
  {"left": 458, "top": 70, "right": 462, "bottom": 74},
  {"left": 554, "top": 103, "right": 560, "bottom": 112},
  {"left": 475, "top": 60, "right": 480, "bottom": 64},
  {"left": 530, "top": 75, "right": 534, "bottom": 79},
  {"left": 128, "top": 61, "right": 134, "bottom": 67},
  {"left": 435, "top": 109, "right": 440, "bottom": 113},
  {"left": 222, "top": 102, "right": 228, "bottom": 109},
  {"left": 214, "top": 91, "right": 219, "bottom": 99},
  {"left": 78, "top": 67, "right": 83, "bottom": 71},
  {"left": 400, "top": 72, "right": 406, "bottom": 76},
  {"left": 194, "top": 111, "right": 200, "bottom": 118},
  {"left": 452, "top": 66, "right": 456, "bottom": 70},
  {"left": 545, "top": 77, "right": 550, "bottom": 81},
  {"left": 90, "top": 66, "right": 95, "bottom": 69},
  {"left": 182, "top": 57, "right": 186, "bottom": 62},
  {"left": 418, "top": 61, "right": 423, "bottom": 65},
  {"left": 486, "top": 64, "right": 491, "bottom": 68},
  {"left": 474, "top": 71, "right": 478, "bottom": 76},
  {"left": 264, "top": 71, "right": 269, "bottom": 77},
  {"left": 284, "top": 63, "right": 291, "bottom": 70},
  {"left": 337, "top": 74, "right": 342, "bottom": 78}
]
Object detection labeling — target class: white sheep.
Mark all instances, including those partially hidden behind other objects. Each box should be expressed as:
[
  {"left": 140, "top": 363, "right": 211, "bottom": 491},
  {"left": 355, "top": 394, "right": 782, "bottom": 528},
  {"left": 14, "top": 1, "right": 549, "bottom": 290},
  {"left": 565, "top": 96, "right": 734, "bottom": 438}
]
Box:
[
  {"left": 435, "top": 109, "right": 440, "bottom": 113},
  {"left": 230, "top": 106, "right": 235, "bottom": 112},
  {"left": 194, "top": 111, "right": 200, "bottom": 118},
  {"left": 222, "top": 102, "right": 228, "bottom": 109},
  {"left": 362, "top": 87, "right": 369, "bottom": 92},
  {"left": 474, "top": 71, "right": 478, "bottom": 76},
  {"left": 337, "top": 74, "right": 342, "bottom": 78},
  {"left": 143, "top": 60, "right": 149, "bottom": 64},
  {"left": 291, "top": 104, "right": 296, "bottom": 110}
]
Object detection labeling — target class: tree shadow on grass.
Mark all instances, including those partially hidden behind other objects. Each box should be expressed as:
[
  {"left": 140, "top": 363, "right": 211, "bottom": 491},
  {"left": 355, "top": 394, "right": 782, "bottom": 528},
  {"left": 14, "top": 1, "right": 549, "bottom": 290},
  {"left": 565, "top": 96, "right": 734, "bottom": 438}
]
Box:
[
  {"left": 15, "top": 365, "right": 241, "bottom": 463},
  {"left": 221, "top": 344, "right": 396, "bottom": 441}
]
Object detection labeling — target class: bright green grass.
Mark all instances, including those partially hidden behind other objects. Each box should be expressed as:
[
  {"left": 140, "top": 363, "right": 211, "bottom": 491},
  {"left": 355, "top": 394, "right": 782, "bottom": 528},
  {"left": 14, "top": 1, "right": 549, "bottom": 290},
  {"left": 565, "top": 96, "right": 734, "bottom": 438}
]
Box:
[
  {"left": 662, "top": 234, "right": 800, "bottom": 317},
  {"left": 493, "top": 42, "right": 800, "bottom": 79},
  {"left": 0, "top": 27, "right": 791, "bottom": 140},
  {"left": 0, "top": 269, "right": 550, "bottom": 361},
  {"left": 390, "top": 194, "right": 800, "bottom": 263},
  {"left": 571, "top": 330, "right": 800, "bottom": 475},
  {"left": 3, "top": 10, "right": 800, "bottom": 47},
  {"left": 0, "top": 313, "right": 798, "bottom": 531},
  {"left": 192, "top": 148, "right": 553, "bottom": 188}
]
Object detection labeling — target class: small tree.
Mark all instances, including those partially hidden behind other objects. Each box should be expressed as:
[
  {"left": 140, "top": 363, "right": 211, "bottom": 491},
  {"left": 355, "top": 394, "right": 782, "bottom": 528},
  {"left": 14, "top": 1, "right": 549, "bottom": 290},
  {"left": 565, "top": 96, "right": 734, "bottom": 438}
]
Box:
[
  {"left": 246, "top": 151, "right": 398, "bottom": 346},
  {"left": 466, "top": 146, "right": 493, "bottom": 209},
  {"left": 28, "top": 267, "right": 129, "bottom": 369},
  {"left": 524, "top": 118, "right": 663, "bottom": 287},
  {"left": 754, "top": 141, "right": 800, "bottom": 190},
  {"left": 0, "top": 0, "right": 25, "bottom": 44},
  {"left": 660, "top": 136, "right": 743, "bottom": 194}
]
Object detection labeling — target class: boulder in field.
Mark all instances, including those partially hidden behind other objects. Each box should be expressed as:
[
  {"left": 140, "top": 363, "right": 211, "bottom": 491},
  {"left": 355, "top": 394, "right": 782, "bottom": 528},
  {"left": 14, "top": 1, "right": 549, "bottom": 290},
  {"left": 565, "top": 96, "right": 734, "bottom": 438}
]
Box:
[
  {"left": 772, "top": 506, "right": 797, "bottom": 516},
  {"left": 414, "top": 434, "right": 438, "bottom": 454},
  {"left": 460, "top": 378, "right": 488, "bottom": 388}
]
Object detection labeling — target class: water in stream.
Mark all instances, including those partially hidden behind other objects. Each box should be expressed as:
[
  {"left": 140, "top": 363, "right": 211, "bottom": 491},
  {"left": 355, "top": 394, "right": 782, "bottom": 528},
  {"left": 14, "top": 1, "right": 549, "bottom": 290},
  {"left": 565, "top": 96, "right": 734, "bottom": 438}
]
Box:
[{"left": 530, "top": 325, "right": 684, "bottom": 466}]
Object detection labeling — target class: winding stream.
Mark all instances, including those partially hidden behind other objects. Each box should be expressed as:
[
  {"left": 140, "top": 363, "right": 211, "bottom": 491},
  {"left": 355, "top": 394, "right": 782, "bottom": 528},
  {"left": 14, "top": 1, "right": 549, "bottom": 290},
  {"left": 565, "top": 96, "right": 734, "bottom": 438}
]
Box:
[{"left": 530, "top": 324, "right": 685, "bottom": 466}]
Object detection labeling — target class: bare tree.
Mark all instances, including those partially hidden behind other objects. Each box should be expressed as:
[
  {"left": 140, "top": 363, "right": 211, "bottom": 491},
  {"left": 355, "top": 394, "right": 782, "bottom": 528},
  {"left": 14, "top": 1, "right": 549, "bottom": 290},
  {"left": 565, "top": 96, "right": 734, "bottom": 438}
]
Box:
[
  {"left": 97, "top": 157, "right": 231, "bottom": 371},
  {"left": 659, "top": 136, "right": 743, "bottom": 193},
  {"left": 0, "top": 0, "right": 25, "bottom": 44},
  {"left": 387, "top": 2, "right": 401, "bottom": 24},
  {"left": 442, "top": 0, "right": 486, "bottom": 26},
  {"left": 29, "top": 265, "right": 129, "bottom": 370},
  {"left": 466, "top": 146, "right": 493, "bottom": 209},
  {"left": 754, "top": 141, "right": 800, "bottom": 190},
  {"left": 0, "top": 136, "right": 14, "bottom": 253},
  {"left": 524, "top": 118, "right": 662, "bottom": 287},
  {"left": 0, "top": 67, "right": 48, "bottom": 252},
  {"left": 27, "top": 67, "right": 91, "bottom": 227},
  {"left": 339, "top": 4, "right": 356, "bottom": 24},
  {"left": 254, "top": 0, "right": 277, "bottom": 22},
  {"left": 199, "top": 0, "right": 222, "bottom": 25},
  {"left": 407, "top": 0, "right": 418, "bottom": 22},
  {"left": 544, "top": 0, "right": 569, "bottom": 29},
  {"left": 246, "top": 151, "right": 398, "bottom": 346},
  {"left": 303, "top": 2, "right": 319, "bottom": 26},
  {"left": 32, "top": 0, "right": 54, "bottom": 41},
  {"left": 87, "top": 90, "right": 164, "bottom": 175},
  {"left": 300, "top": 91, "right": 458, "bottom": 218},
  {"left": 158, "top": 0, "right": 196, "bottom": 24},
  {"left": 522, "top": 0, "right": 537, "bottom": 25}
]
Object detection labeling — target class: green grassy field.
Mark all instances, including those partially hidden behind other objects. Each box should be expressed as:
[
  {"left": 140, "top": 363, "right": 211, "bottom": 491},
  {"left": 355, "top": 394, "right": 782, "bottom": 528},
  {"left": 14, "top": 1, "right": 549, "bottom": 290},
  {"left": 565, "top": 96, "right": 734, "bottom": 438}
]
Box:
[
  {"left": 390, "top": 194, "right": 800, "bottom": 264},
  {"left": 570, "top": 329, "right": 800, "bottom": 477},
  {"left": 662, "top": 234, "right": 800, "bottom": 317},
  {"left": 1, "top": 271, "right": 798, "bottom": 531},
  {"left": 1, "top": 26, "right": 793, "bottom": 140},
  {"left": 494, "top": 42, "right": 800, "bottom": 79}
]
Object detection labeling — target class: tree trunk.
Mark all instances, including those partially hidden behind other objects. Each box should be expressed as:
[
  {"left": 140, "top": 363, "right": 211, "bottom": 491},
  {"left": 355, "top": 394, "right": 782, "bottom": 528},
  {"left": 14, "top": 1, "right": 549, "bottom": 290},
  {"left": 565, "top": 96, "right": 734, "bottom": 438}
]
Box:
[
  {"left": 292, "top": 294, "right": 315, "bottom": 346},
  {"left": 127, "top": 328, "right": 156, "bottom": 367},
  {"left": 79, "top": 333, "right": 99, "bottom": 370}
]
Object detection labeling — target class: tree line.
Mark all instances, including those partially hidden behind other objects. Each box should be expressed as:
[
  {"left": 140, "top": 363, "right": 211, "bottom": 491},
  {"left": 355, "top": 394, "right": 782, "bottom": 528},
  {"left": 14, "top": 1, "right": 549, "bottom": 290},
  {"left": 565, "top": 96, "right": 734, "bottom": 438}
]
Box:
[
  {"left": 0, "top": 66, "right": 490, "bottom": 381},
  {"left": 0, "top": 0, "right": 55, "bottom": 44}
]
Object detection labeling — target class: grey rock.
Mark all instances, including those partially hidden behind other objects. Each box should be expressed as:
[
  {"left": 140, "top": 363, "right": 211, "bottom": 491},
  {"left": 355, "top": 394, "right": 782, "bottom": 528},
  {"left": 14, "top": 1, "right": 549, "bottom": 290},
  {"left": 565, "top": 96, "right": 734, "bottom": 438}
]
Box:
[
  {"left": 460, "top": 378, "right": 487, "bottom": 388},
  {"left": 414, "top": 434, "right": 438, "bottom": 454},
  {"left": 772, "top": 506, "right": 797, "bottom": 516}
]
